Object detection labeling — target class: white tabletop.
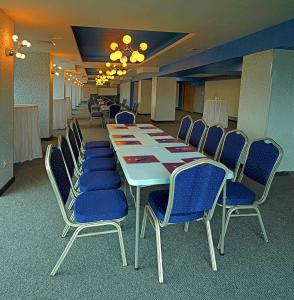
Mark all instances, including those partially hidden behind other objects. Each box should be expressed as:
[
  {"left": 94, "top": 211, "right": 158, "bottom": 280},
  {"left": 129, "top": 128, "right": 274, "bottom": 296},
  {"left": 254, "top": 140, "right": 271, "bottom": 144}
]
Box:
[
  {"left": 110, "top": 132, "right": 185, "bottom": 151},
  {"left": 107, "top": 124, "right": 163, "bottom": 135}
]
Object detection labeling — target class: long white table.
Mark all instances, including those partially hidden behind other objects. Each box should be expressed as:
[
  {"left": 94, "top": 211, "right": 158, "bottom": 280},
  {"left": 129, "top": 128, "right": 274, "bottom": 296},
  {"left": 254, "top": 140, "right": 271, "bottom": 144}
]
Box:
[
  {"left": 107, "top": 123, "right": 233, "bottom": 270},
  {"left": 14, "top": 104, "right": 43, "bottom": 163}
]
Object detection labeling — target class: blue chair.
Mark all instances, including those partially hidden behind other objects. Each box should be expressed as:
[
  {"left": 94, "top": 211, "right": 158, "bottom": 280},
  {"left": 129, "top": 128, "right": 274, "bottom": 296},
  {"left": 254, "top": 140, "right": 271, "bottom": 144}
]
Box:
[
  {"left": 132, "top": 102, "right": 138, "bottom": 114},
  {"left": 217, "top": 138, "right": 283, "bottom": 255},
  {"left": 202, "top": 125, "right": 225, "bottom": 159},
  {"left": 105, "top": 104, "right": 121, "bottom": 124},
  {"left": 177, "top": 115, "right": 193, "bottom": 143},
  {"left": 58, "top": 135, "right": 120, "bottom": 194},
  {"left": 70, "top": 123, "right": 113, "bottom": 160},
  {"left": 218, "top": 130, "right": 248, "bottom": 180},
  {"left": 115, "top": 111, "right": 136, "bottom": 124},
  {"left": 140, "top": 159, "right": 229, "bottom": 283},
  {"left": 188, "top": 119, "right": 208, "bottom": 150},
  {"left": 45, "top": 145, "right": 127, "bottom": 276},
  {"left": 75, "top": 119, "right": 110, "bottom": 149},
  {"left": 88, "top": 100, "right": 104, "bottom": 127}
]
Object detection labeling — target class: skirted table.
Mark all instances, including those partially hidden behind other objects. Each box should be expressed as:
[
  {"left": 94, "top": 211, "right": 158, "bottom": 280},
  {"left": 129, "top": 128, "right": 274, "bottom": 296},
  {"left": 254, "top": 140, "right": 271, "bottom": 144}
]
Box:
[
  {"left": 13, "top": 104, "right": 43, "bottom": 163},
  {"left": 53, "top": 99, "right": 68, "bottom": 130},
  {"left": 65, "top": 97, "right": 72, "bottom": 120},
  {"left": 203, "top": 99, "right": 228, "bottom": 128}
]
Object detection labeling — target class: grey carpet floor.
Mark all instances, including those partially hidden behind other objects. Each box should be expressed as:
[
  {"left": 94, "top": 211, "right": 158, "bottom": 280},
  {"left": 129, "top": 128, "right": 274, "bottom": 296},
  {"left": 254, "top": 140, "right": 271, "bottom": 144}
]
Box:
[{"left": 1, "top": 105, "right": 294, "bottom": 299}]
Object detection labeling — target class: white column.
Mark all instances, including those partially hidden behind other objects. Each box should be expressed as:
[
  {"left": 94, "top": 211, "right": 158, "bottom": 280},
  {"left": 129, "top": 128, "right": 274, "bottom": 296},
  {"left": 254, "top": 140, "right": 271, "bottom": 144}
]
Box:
[
  {"left": 53, "top": 72, "right": 65, "bottom": 100},
  {"left": 238, "top": 49, "right": 294, "bottom": 171},
  {"left": 151, "top": 77, "right": 177, "bottom": 121},
  {"left": 138, "top": 80, "right": 152, "bottom": 114},
  {"left": 71, "top": 83, "right": 76, "bottom": 110}
]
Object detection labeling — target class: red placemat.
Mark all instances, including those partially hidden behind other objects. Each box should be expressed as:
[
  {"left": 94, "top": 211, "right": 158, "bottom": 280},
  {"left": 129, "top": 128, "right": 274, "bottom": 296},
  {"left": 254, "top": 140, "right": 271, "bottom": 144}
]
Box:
[
  {"left": 115, "top": 140, "right": 142, "bottom": 145},
  {"left": 124, "top": 124, "right": 137, "bottom": 127},
  {"left": 182, "top": 157, "right": 203, "bottom": 163},
  {"left": 155, "top": 138, "right": 179, "bottom": 143},
  {"left": 112, "top": 134, "right": 135, "bottom": 138},
  {"left": 166, "top": 146, "right": 196, "bottom": 153},
  {"left": 162, "top": 162, "right": 185, "bottom": 173},
  {"left": 138, "top": 126, "right": 157, "bottom": 129},
  {"left": 147, "top": 132, "right": 168, "bottom": 137},
  {"left": 123, "top": 155, "right": 160, "bottom": 164},
  {"left": 109, "top": 125, "right": 128, "bottom": 129}
]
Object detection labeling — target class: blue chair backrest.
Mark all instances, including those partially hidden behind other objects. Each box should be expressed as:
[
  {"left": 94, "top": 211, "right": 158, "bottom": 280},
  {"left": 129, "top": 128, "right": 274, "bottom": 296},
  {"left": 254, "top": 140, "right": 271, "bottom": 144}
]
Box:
[
  {"left": 243, "top": 139, "right": 281, "bottom": 185},
  {"left": 72, "top": 122, "right": 81, "bottom": 150},
  {"left": 202, "top": 125, "right": 224, "bottom": 158},
  {"left": 48, "top": 146, "right": 71, "bottom": 205},
  {"left": 168, "top": 162, "right": 227, "bottom": 222},
  {"left": 189, "top": 120, "right": 207, "bottom": 149},
  {"left": 59, "top": 136, "right": 75, "bottom": 177},
  {"left": 178, "top": 116, "right": 192, "bottom": 142},
  {"left": 109, "top": 104, "right": 121, "bottom": 118},
  {"left": 219, "top": 130, "right": 247, "bottom": 171},
  {"left": 68, "top": 128, "right": 80, "bottom": 162},
  {"left": 116, "top": 112, "right": 135, "bottom": 124}
]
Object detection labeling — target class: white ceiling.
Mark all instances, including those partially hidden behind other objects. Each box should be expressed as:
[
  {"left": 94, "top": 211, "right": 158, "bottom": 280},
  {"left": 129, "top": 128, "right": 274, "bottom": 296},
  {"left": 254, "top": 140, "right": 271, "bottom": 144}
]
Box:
[{"left": 2, "top": 0, "right": 294, "bottom": 76}]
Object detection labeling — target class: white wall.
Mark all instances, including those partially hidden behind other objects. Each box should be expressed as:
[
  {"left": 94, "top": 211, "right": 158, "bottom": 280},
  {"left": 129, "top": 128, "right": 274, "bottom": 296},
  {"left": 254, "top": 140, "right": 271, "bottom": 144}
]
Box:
[
  {"left": 14, "top": 52, "right": 53, "bottom": 138},
  {"left": 204, "top": 78, "right": 241, "bottom": 118},
  {"left": 98, "top": 87, "right": 117, "bottom": 96},
  {"left": 0, "top": 9, "right": 14, "bottom": 190},
  {"left": 120, "top": 82, "right": 131, "bottom": 106},
  {"left": 194, "top": 85, "right": 205, "bottom": 113},
  {"left": 151, "top": 77, "right": 176, "bottom": 121},
  {"left": 138, "top": 80, "right": 152, "bottom": 114},
  {"left": 238, "top": 49, "right": 294, "bottom": 171},
  {"left": 82, "top": 84, "right": 97, "bottom": 100},
  {"left": 133, "top": 81, "right": 139, "bottom": 103}
]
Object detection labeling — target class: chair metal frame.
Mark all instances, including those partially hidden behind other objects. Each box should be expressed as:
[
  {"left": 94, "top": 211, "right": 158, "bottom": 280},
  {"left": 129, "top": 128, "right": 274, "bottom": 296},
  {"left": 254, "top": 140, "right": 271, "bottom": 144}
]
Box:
[
  {"left": 45, "top": 145, "right": 127, "bottom": 276},
  {"left": 217, "top": 129, "right": 248, "bottom": 181},
  {"left": 217, "top": 138, "right": 283, "bottom": 255},
  {"left": 202, "top": 124, "right": 225, "bottom": 159},
  {"left": 115, "top": 111, "right": 136, "bottom": 124},
  {"left": 187, "top": 119, "right": 208, "bottom": 150},
  {"left": 140, "top": 159, "right": 229, "bottom": 283},
  {"left": 177, "top": 115, "right": 193, "bottom": 144},
  {"left": 89, "top": 103, "right": 104, "bottom": 128}
]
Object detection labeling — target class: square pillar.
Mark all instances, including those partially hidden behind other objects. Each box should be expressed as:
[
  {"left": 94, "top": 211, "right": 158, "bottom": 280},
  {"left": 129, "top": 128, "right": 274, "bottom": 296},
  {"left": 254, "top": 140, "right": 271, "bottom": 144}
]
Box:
[
  {"left": 151, "top": 77, "right": 176, "bottom": 121},
  {"left": 138, "top": 80, "right": 152, "bottom": 114},
  {"left": 238, "top": 49, "right": 294, "bottom": 171}
]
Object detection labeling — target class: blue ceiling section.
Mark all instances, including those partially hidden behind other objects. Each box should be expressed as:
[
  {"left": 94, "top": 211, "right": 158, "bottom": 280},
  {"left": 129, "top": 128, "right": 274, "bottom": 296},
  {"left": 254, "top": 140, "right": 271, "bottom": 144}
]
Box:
[
  {"left": 86, "top": 68, "right": 99, "bottom": 76},
  {"left": 132, "top": 18, "right": 294, "bottom": 81},
  {"left": 72, "top": 26, "right": 188, "bottom": 62}
]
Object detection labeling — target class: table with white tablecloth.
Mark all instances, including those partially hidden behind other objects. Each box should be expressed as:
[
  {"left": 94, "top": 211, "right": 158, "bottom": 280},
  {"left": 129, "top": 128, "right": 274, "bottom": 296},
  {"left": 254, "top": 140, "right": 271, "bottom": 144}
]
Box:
[
  {"left": 53, "top": 99, "right": 68, "bottom": 130},
  {"left": 203, "top": 99, "right": 228, "bottom": 128},
  {"left": 65, "top": 97, "right": 72, "bottom": 120},
  {"left": 14, "top": 104, "right": 43, "bottom": 163}
]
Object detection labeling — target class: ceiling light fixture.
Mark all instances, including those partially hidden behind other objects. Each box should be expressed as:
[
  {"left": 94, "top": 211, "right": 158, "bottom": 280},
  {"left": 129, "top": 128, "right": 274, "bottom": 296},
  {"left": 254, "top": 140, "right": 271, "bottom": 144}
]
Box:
[{"left": 109, "top": 34, "right": 148, "bottom": 64}]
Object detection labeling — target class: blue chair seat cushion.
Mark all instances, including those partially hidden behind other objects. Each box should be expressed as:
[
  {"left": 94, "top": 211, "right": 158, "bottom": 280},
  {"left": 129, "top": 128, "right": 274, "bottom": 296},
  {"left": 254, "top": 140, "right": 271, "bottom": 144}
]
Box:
[
  {"left": 85, "top": 140, "right": 110, "bottom": 149},
  {"left": 79, "top": 171, "right": 121, "bottom": 192},
  {"left": 148, "top": 190, "right": 204, "bottom": 223},
  {"left": 85, "top": 148, "right": 113, "bottom": 159},
  {"left": 91, "top": 112, "right": 103, "bottom": 117},
  {"left": 82, "top": 158, "right": 116, "bottom": 173},
  {"left": 218, "top": 181, "right": 256, "bottom": 206},
  {"left": 74, "top": 190, "right": 128, "bottom": 223}
]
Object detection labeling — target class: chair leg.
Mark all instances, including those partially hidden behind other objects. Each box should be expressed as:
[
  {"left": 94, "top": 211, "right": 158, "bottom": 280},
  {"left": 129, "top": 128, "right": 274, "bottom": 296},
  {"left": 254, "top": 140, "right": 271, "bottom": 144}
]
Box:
[
  {"left": 140, "top": 206, "right": 148, "bottom": 239},
  {"left": 205, "top": 220, "right": 217, "bottom": 271},
  {"left": 255, "top": 207, "right": 269, "bottom": 242},
  {"left": 218, "top": 207, "right": 233, "bottom": 254},
  {"left": 154, "top": 221, "right": 164, "bottom": 283},
  {"left": 50, "top": 226, "right": 83, "bottom": 276},
  {"left": 184, "top": 222, "right": 190, "bottom": 232},
  {"left": 116, "top": 223, "right": 127, "bottom": 266},
  {"left": 61, "top": 213, "right": 74, "bottom": 238}
]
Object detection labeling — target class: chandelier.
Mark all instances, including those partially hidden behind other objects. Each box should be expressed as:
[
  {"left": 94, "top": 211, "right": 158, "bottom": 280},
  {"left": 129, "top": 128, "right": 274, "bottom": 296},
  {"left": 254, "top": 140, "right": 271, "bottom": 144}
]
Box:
[
  {"left": 109, "top": 34, "right": 148, "bottom": 65},
  {"left": 6, "top": 34, "right": 31, "bottom": 59}
]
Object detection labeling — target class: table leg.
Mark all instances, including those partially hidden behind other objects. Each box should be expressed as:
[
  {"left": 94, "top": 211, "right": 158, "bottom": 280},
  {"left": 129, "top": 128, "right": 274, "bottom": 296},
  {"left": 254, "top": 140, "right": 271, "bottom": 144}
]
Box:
[{"left": 135, "top": 186, "right": 141, "bottom": 270}]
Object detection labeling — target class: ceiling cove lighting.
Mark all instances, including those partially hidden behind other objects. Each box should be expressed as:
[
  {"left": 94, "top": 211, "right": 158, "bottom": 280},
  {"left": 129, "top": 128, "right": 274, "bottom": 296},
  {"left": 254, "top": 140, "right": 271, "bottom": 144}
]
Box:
[
  {"left": 109, "top": 34, "right": 148, "bottom": 64},
  {"left": 6, "top": 34, "right": 31, "bottom": 59}
]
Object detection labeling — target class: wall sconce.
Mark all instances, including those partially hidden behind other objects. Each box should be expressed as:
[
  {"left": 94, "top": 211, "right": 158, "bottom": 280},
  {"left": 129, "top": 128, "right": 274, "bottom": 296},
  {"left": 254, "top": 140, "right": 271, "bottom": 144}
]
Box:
[
  {"left": 6, "top": 34, "right": 31, "bottom": 59},
  {"left": 52, "top": 64, "right": 63, "bottom": 76}
]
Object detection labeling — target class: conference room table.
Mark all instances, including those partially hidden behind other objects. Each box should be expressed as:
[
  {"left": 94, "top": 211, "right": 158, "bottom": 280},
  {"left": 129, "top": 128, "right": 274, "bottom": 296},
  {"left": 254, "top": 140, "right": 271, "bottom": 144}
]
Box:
[{"left": 107, "top": 123, "right": 233, "bottom": 269}]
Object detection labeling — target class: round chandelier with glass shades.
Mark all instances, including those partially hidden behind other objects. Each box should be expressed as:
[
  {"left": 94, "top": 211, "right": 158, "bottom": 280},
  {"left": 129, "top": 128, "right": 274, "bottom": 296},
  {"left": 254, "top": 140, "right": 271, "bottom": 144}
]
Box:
[
  {"left": 95, "top": 62, "right": 127, "bottom": 86},
  {"left": 109, "top": 34, "right": 148, "bottom": 66}
]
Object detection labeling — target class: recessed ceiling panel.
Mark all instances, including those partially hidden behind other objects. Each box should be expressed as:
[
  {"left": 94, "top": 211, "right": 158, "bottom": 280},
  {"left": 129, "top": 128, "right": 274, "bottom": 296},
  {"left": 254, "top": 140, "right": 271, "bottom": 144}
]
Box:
[{"left": 72, "top": 26, "right": 188, "bottom": 62}]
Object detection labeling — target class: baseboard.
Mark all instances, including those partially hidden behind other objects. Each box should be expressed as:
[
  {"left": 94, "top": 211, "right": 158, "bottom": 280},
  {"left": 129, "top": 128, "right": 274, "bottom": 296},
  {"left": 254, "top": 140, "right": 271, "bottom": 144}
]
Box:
[
  {"left": 0, "top": 176, "right": 15, "bottom": 197},
  {"left": 151, "top": 119, "right": 175, "bottom": 123},
  {"left": 41, "top": 135, "right": 54, "bottom": 141},
  {"left": 276, "top": 171, "right": 294, "bottom": 176}
]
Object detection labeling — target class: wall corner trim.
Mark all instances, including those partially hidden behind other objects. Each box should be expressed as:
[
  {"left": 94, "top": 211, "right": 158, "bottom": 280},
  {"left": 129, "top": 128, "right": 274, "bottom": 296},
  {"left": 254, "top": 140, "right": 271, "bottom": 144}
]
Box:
[{"left": 0, "top": 176, "right": 15, "bottom": 197}]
